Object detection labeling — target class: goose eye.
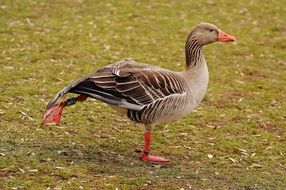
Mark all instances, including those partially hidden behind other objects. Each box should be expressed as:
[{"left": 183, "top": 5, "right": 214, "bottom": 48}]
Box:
[{"left": 209, "top": 29, "right": 214, "bottom": 32}]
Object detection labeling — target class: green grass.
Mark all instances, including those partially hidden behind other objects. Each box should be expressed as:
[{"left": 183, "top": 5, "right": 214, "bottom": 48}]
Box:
[{"left": 0, "top": 0, "right": 285, "bottom": 189}]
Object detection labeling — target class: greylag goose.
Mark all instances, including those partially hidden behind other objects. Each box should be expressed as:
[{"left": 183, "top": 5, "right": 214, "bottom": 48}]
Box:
[{"left": 43, "top": 23, "right": 236, "bottom": 163}]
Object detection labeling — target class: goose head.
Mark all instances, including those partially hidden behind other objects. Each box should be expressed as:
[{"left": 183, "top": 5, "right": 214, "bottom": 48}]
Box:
[{"left": 188, "top": 23, "right": 236, "bottom": 45}]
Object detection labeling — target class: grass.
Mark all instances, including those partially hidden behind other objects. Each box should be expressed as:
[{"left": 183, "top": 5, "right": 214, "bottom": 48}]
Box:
[{"left": 0, "top": 0, "right": 285, "bottom": 189}]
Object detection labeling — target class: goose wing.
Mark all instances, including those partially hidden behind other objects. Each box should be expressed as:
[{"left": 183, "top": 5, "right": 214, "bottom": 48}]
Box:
[{"left": 48, "top": 59, "right": 185, "bottom": 111}]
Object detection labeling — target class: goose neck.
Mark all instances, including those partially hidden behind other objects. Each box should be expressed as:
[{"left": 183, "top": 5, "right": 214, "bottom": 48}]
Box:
[{"left": 185, "top": 38, "right": 203, "bottom": 69}]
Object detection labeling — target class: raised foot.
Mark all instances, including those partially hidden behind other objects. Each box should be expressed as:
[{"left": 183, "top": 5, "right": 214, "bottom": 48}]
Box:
[
  {"left": 42, "top": 103, "right": 65, "bottom": 125},
  {"left": 139, "top": 153, "right": 170, "bottom": 163}
]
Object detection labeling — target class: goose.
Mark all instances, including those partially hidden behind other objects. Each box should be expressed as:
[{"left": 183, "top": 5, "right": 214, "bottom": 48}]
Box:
[{"left": 43, "top": 23, "right": 236, "bottom": 163}]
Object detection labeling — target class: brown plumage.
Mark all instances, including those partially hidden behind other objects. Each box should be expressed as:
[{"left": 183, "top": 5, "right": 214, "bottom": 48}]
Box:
[
  {"left": 47, "top": 59, "right": 185, "bottom": 120},
  {"left": 43, "top": 23, "right": 236, "bottom": 163}
]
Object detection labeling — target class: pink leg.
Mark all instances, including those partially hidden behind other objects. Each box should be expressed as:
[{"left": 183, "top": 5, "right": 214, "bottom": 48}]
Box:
[
  {"left": 74, "top": 95, "right": 88, "bottom": 102},
  {"left": 139, "top": 130, "right": 170, "bottom": 163},
  {"left": 42, "top": 95, "right": 87, "bottom": 125}
]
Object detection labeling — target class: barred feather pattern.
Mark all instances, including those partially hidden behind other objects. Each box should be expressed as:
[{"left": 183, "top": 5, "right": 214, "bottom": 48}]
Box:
[
  {"left": 46, "top": 30, "right": 208, "bottom": 125},
  {"left": 127, "top": 92, "right": 188, "bottom": 124},
  {"left": 46, "top": 59, "right": 198, "bottom": 124},
  {"left": 185, "top": 37, "right": 203, "bottom": 68}
]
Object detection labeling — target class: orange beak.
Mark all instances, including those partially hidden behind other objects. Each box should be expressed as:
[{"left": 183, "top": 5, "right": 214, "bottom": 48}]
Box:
[{"left": 217, "top": 30, "right": 236, "bottom": 42}]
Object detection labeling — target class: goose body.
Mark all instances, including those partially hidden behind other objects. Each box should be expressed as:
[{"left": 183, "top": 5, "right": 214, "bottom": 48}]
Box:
[{"left": 43, "top": 23, "right": 235, "bottom": 163}]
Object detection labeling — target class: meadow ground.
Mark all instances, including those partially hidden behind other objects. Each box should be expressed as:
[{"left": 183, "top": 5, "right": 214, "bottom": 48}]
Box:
[{"left": 0, "top": 0, "right": 285, "bottom": 189}]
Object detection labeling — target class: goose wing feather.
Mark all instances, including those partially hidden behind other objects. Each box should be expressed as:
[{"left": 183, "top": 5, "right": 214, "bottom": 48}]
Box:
[
  {"left": 90, "top": 59, "right": 185, "bottom": 107},
  {"left": 47, "top": 59, "right": 185, "bottom": 111}
]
